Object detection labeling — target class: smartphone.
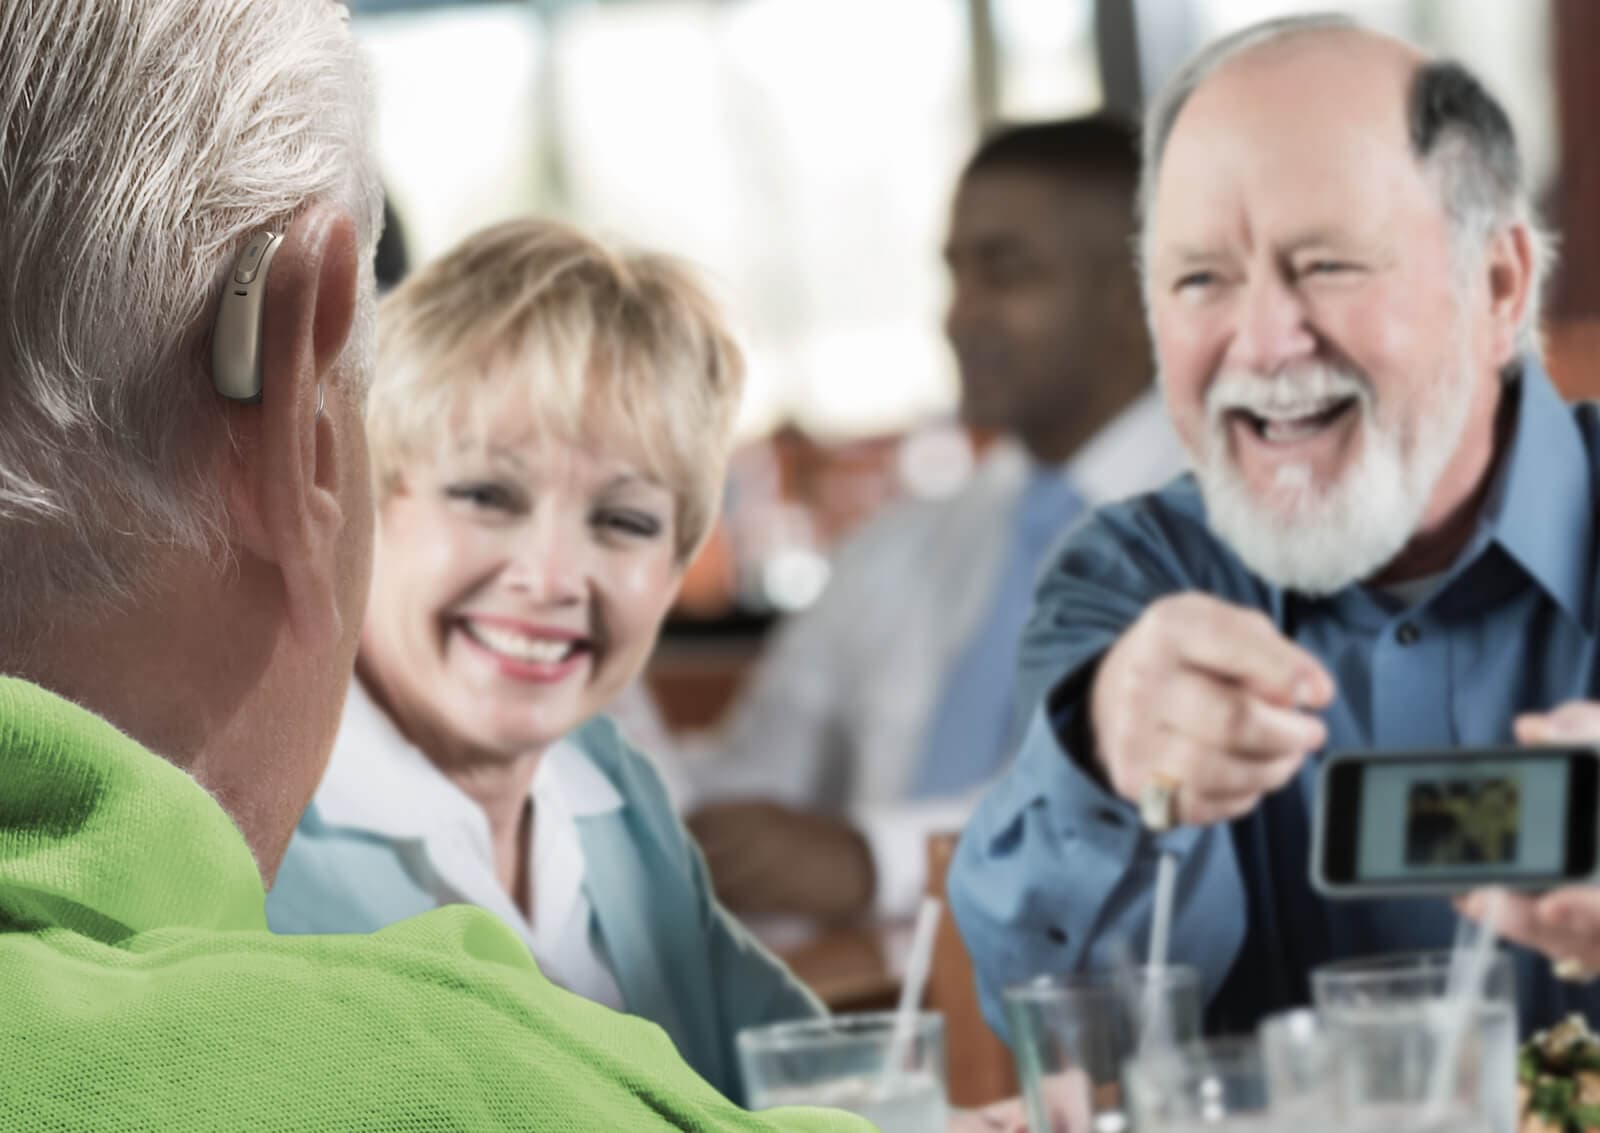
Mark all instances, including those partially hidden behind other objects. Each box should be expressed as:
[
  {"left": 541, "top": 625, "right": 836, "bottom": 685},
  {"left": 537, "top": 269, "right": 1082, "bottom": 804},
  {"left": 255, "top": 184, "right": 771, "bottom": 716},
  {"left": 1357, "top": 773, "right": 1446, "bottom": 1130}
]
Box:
[{"left": 1312, "top": 746, "right": 1600, "bottom": 897}]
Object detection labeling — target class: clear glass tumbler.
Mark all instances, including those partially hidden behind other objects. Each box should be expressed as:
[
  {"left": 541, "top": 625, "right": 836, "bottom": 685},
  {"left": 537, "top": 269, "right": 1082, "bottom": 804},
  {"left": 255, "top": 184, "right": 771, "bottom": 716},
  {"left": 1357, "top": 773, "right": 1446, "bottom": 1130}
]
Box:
[
  {"left": 1123, "top": 1036, "right": 1277, "bottom": 1133},
  {"left": 735, "top": 1011, "right": 947, "bottom": 1133},
  {"left": 1311, "top": 950, "right": 1515, "bottom": 1133},
  {"left": 1003, "top": 966, "right": 1203, "bottom": 1133}
]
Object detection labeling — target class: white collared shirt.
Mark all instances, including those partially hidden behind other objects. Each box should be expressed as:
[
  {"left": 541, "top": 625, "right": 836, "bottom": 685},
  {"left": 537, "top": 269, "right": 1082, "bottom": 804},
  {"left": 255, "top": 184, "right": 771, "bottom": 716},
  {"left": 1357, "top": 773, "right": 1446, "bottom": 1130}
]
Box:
[{"left": 314, "top": 679, "right": 626, "bottom": 1009}]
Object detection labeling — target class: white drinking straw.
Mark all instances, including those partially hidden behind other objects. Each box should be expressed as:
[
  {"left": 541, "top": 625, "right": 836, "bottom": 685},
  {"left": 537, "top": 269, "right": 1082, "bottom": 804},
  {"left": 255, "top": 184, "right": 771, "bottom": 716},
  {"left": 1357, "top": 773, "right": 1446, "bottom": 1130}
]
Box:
[
  {"left": 1137, "top": 851, "right": 1179, "bottom": 1059},
  {"left": 1148, "top": 852, "right": 1177, "bottom": 977},
  {"left": 1422, "top": 888, "right": 1506, "bottom": 1122},
  {"left": 879, "top": 896, "right": 943, "bottom": 1096}
]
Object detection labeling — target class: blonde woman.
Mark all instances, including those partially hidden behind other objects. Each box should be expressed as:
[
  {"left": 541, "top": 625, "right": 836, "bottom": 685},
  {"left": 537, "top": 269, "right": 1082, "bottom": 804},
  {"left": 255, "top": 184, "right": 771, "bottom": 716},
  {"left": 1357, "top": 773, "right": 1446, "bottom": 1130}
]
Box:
[{"left": 266, "top": 217, "right": 818, "bottom": 1103}]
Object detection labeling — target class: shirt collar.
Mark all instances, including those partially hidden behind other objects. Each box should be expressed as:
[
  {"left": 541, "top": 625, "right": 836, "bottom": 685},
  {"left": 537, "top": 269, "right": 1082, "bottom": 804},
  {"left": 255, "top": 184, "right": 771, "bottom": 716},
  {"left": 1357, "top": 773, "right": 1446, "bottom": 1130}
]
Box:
[
  {"left": 1472, "top": 359, "right": 1596, "bottom": 632},
  {"left": 313, "top": 678, "right": 623, "bottom": 838},
  {"left": 0, "top": 677, "right": 266, "bottom": 937},
  {"left": 312, "top": 677, "right": 474, "bottom": 841},
  {"left": 1065, "top": 388, "right": 1185, "bottom": 507},
  {"left": 533, "top": 737, "right": 624, "bottom": 819}
]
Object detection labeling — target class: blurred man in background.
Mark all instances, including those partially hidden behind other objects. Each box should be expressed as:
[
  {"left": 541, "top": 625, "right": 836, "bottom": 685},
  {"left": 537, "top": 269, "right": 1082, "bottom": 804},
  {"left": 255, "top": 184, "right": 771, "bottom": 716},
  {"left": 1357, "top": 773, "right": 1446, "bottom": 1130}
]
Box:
[{"left": 689, "top": 117, "right": 1186, "bottom": 922}]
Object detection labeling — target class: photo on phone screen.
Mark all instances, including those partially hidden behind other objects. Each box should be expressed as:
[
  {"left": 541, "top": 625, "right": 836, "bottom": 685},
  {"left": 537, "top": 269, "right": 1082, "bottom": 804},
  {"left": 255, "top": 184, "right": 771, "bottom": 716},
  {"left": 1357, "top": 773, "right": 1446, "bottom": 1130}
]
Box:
[
  {"left": 1315, "top": 747, "right": 1600, "bottom": 895},
  {"left": 1404, "top": 777, "right": 1520, "bottom": 867},
  {"left": 1358, "top": 758, "right": 1563, "bottom": 881}
]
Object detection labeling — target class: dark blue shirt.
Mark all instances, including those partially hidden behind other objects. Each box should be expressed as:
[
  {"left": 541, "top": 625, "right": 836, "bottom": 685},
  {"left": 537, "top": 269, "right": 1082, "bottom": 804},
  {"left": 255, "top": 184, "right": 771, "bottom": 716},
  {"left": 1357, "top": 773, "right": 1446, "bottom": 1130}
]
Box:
[{"left": 950, "top": 361, "right": 1600, "bottom": 1039}]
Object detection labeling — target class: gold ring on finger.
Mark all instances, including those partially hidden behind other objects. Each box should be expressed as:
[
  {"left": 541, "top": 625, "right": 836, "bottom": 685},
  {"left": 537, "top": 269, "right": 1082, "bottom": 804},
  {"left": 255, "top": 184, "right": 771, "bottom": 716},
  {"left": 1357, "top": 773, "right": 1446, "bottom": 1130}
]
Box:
[{"left": 1139, "top": 771, "right": 1182, "bottom": 833}]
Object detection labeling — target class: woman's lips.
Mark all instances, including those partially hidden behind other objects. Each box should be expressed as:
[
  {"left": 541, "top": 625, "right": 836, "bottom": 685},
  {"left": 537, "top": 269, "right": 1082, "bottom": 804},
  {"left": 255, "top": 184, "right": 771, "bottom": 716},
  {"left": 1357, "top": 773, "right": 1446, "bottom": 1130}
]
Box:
[{"left": 457, "top": 617, "right": 592, "bottom": 683}]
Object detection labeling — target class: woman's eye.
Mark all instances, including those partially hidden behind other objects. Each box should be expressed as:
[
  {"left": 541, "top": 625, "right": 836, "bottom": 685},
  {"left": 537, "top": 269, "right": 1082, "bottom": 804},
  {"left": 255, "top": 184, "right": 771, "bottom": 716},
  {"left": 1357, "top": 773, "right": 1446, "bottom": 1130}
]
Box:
[
  {"left": 445, "top": 482, "right": 516, "bottom": 511},
  {"left": 597, "top": 510, "right": 661, "bottom": 538},
  {"left": 1303, "top": 260, "right": 1357, "bottom": 277}
]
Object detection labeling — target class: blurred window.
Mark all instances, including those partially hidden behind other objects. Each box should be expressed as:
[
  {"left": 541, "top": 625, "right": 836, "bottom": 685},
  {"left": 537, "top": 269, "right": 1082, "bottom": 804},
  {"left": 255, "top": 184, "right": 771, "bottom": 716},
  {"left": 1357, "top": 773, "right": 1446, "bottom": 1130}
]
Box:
[
  {"left": 990, "top": 0, "right": 1101, "bottom": 120},
  {"left": 355, "top": 0, "right": 1102, "bottom": 444}
]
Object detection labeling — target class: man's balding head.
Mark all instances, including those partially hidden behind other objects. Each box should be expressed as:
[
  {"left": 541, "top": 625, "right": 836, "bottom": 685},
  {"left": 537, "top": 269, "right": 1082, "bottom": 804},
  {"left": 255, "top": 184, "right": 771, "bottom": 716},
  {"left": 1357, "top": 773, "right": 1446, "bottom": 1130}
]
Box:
[
  {"left": 1140, "top": 16, "right": 1548, "bottom": 357},
  {"left": 1138, "top": 16, "right": 1543, "bottom": 596}
]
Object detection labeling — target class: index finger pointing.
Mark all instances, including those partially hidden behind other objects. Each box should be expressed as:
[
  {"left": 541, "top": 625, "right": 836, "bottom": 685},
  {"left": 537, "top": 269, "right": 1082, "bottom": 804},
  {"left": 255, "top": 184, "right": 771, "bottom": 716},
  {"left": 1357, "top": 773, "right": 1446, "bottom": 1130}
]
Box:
[{"left": 1158, "top": 594, "right": 1334, "bottom": 707}]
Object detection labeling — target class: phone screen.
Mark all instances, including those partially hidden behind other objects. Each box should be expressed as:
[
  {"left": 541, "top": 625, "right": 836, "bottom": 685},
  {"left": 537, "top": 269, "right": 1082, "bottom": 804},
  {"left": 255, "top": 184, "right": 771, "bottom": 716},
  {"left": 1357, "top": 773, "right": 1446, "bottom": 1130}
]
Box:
[
  {"left": 1362, "top": 757, "right": 1565, "bottom": 879},
  {"left": 1320, "top": 748, "right": 1600, "bottom": 891}
]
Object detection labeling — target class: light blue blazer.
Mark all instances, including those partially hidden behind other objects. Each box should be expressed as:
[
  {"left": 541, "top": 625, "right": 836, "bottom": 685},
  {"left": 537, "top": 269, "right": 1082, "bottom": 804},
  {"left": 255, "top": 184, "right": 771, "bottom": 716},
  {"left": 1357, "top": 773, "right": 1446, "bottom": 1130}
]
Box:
[{"left": 267, "top": 710, "right": 822, "bottom": 1104}]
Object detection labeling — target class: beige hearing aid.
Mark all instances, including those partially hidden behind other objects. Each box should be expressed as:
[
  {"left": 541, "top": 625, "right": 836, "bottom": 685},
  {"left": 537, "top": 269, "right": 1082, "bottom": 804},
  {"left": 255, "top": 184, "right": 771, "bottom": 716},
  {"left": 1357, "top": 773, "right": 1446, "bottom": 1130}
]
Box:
[{"left": 211, "top": 231, "right": 284, "bottom": 402}]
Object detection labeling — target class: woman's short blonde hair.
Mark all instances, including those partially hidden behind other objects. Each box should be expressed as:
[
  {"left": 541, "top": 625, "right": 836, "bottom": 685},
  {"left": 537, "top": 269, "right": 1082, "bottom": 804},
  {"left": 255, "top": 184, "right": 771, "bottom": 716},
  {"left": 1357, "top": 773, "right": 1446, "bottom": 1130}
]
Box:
[{"left": 369, "top": 217, "right": 745, "bottom": 562}]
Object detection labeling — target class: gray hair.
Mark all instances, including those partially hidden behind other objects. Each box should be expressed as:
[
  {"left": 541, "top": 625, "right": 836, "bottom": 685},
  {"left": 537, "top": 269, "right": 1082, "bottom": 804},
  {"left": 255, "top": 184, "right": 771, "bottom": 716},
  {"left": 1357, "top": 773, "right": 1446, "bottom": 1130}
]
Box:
[
  {"left": 0, "top": 0, "right": 383, "bottom": 639},
  {"left": 1138, "top": 13, "right": 1553, "bottom": 362}
]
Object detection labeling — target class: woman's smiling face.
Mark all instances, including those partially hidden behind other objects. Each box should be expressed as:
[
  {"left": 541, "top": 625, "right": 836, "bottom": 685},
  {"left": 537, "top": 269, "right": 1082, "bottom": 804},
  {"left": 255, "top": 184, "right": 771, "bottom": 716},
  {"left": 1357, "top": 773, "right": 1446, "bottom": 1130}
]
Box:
[{"left": 359, "top": 403, "right": 684, "bottom": 766}]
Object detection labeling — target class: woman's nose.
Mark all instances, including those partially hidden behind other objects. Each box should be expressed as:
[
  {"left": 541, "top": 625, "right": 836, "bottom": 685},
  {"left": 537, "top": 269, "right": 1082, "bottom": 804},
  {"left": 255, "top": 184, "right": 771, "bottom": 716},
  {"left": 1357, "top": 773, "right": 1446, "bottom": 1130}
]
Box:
[{"left": 502, "top": 520, "right": 584, "bottom": 605}]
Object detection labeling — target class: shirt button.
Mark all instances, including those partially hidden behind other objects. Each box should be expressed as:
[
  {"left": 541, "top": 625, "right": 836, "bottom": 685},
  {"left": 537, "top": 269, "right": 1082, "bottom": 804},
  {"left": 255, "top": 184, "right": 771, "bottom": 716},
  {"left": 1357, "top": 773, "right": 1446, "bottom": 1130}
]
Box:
[
  {"left": 1046, "top": 925, "right": 1069, "bottom": 946},
  {"left": 1396, "top": 622, "right": 1421, "bottom": 646}
]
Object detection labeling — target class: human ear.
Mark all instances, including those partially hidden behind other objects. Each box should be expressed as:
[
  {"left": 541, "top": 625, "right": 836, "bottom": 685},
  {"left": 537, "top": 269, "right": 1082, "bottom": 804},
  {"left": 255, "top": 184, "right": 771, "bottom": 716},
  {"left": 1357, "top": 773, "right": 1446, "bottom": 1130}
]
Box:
[
  {"left": 1482, "top": 222, "right": 1535, "bottom": 368},
  {"left": 222, "top": 202, "right": 366, "bottom": 649}
]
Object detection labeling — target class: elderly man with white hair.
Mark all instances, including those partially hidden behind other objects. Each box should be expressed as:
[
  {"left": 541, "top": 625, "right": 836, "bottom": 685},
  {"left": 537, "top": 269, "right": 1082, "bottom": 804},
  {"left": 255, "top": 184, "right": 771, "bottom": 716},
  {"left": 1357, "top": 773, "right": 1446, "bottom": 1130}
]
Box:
[
  {"left": 0, "top": 2, "right": 869, "bottom": 1129},
  {"left": 950, "top": 13, "right": 1600, "bottom": 1040}
]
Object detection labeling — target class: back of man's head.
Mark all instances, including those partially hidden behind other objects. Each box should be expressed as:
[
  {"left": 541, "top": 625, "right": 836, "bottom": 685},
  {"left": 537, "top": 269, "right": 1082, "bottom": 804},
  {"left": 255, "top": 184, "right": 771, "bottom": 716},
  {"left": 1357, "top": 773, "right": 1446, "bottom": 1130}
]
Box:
[{"left": 0, "top": 0, "right": 383, "bottom": 643}]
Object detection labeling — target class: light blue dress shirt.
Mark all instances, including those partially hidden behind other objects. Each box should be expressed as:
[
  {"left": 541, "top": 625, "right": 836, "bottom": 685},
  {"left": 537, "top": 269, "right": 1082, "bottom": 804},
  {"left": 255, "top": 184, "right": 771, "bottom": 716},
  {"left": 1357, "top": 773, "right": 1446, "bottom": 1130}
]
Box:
[
  {"left": 950, "top": 361, "right": 1600, "bottom": 1040},
  {"left": 908, "top": 467, "right": 1085, "bottom": 798}
]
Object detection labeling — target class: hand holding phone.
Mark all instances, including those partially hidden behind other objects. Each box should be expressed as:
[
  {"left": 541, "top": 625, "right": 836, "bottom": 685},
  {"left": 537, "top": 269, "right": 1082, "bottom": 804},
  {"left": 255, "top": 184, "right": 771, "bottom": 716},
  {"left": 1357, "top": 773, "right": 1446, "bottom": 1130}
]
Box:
[
  {"left": 1449, "top": 702, "right": 1600, "bottom": 973},
  {"left": 1457, "top": 886, "right": 1600, "bottom": 979},
  {"left": 1313, "top": 745, "right": 1600, "bottom": 897}
]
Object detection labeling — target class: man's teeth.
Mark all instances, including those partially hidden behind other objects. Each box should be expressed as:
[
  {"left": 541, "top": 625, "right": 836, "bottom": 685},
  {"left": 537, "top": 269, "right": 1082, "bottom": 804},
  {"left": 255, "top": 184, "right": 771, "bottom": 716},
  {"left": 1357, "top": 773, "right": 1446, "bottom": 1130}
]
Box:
[
  {"left": 1240, "top": 397, "right": 1353, "bottom": 443},
  {"left": 467, "top": 622, "right": 578, "bottom": 664},
  {"left": 1261, "top": 417, "right": 1326, "bottom": 444},
  {"left": 1246, "top": 396, "right": 1347, "bottom": 422}
]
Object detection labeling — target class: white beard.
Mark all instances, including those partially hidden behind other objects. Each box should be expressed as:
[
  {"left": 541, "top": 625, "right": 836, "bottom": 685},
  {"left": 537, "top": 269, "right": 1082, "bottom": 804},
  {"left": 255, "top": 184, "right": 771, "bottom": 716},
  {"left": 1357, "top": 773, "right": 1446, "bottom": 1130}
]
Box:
[{"left": 1187, "top": 358, "right": 1474, "bottom": 596}]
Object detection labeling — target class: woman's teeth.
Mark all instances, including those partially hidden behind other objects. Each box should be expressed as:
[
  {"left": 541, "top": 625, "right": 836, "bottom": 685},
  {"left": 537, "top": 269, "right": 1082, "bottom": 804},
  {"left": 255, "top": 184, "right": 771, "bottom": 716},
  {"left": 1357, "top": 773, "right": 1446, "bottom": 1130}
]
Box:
[{"left": 466, "top": 622, "right": 579, "bottom": 664}]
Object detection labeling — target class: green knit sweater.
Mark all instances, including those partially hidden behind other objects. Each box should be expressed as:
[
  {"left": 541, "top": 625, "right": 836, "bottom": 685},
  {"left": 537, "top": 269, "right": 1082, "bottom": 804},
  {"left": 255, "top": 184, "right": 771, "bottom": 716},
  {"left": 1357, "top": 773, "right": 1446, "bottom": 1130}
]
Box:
[{"left": 0, "top": 677, "right": 872, "bottom": 1131}]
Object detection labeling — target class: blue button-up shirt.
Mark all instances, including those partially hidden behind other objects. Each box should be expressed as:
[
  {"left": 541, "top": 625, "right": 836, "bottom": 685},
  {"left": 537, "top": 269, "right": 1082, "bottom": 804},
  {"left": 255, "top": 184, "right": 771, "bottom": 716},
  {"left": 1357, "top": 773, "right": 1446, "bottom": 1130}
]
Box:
[{"left": 950, "top": 360, "right": 1600, "bottom": 1040}]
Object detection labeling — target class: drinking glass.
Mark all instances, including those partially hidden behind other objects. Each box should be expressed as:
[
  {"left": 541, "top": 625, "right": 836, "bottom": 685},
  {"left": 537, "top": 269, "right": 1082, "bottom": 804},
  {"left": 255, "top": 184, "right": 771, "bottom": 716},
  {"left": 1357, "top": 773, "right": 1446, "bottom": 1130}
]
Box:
[
  {"left": 1124, "top": 1036, "right": 1276, "bottom": 1132},
  {"left": 1256, "top": 1008, "right": 1346, "bottom": 1125},
  {"left": 1003, "top": 966, "right": 1203, "bottom": 1133},
  {"left": 1311, "top": 950, "right": 1515, "bottom": 1133},
  {"left": 735, "top": 1011, "right": 947, "bottom": 1133}
]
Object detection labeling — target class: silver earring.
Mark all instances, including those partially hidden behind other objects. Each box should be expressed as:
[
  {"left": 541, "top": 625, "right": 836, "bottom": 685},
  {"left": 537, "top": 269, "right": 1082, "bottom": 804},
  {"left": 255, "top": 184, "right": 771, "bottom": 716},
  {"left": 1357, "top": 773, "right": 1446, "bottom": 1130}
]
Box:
[{"left": 314, "top": 384, "right": 325, "bottom": 421}]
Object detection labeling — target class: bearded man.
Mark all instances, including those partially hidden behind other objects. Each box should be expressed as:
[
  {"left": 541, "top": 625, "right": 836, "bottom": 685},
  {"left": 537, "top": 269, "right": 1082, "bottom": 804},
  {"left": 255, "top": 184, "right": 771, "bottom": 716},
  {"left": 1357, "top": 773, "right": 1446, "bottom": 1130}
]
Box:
[{"left": 949, "top": 13, "right": 1600, "bottom": 1038}]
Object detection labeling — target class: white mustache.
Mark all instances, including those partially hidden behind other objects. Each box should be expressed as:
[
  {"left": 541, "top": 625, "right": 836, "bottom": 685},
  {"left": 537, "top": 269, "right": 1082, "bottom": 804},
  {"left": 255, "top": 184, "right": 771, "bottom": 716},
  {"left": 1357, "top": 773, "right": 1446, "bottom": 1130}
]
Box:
[{"left": 1205, "top": 365, "right": 1372, "bottom": 422}]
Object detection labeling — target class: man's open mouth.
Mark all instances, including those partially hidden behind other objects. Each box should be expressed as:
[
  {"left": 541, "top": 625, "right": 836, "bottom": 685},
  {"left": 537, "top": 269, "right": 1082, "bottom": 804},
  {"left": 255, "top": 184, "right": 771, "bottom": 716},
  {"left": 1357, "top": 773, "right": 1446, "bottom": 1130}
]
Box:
[{"left": 1228, "top": 395, "right": 1359, "bottom": 445}]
